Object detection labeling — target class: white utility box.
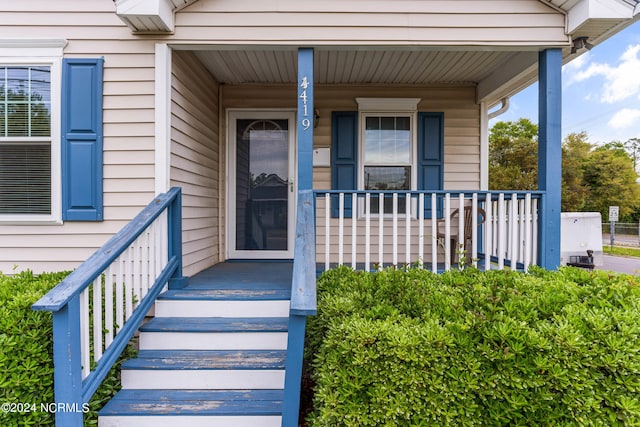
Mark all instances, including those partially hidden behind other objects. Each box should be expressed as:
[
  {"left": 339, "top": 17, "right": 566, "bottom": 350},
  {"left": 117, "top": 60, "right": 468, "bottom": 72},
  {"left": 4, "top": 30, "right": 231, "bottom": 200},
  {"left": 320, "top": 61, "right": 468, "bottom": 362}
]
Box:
[{"left": 560, "top": 212, "right": 603, "bottom": 266}]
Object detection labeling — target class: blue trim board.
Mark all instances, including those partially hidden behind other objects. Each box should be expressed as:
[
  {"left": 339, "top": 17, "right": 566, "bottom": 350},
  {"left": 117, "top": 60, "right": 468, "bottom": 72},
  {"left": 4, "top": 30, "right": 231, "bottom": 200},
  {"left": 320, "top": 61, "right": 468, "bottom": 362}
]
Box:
[
  {"left": 538, "top": 49, "right": 562, "bottom": 270},
  {"left": 139, "top": 317, "right": 289, "bottom": 333},
  {"left": 122, "top": 350, "right": 286, "bottom": 370},
  {"left": 99, "top": 389, "right": 283, "bottom": 417},
  {"left": 159, "top": 288, "right": 291, "bottom": 300}
]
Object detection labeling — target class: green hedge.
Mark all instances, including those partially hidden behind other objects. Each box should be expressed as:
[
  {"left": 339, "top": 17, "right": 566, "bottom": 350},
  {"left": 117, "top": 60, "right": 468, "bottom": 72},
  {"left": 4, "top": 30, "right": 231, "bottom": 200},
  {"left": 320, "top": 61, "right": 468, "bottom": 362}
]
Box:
[
  {"left": 0, "top": 270, "right": 135, "bottom": 427},
  {"left": 306, "top": 266, "right": 640, "bottom": 426}
]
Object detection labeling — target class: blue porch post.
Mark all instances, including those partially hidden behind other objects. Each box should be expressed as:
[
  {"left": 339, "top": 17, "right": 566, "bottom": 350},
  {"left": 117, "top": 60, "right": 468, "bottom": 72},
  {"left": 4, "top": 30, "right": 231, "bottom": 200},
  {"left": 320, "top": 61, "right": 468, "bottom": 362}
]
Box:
[
  {"left": 538, "top": 48, "right": 562, "bottom": 270},
  {"left": 52, "top": 297, "right": 83, "bottom": 427},
  {"left": 282, "top": 47, "right": 314, "bottom": 427},
  {"left": 167, "top": 188, "right": 187, "bottom": 289}
]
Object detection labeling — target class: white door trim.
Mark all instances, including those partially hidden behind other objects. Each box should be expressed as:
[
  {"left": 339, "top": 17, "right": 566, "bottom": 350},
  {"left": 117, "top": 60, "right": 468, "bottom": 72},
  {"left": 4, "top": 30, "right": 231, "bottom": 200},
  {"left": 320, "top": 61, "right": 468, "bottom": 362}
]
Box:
[{"left": 226, "top": 109, "right": 297, "bottom": 259}]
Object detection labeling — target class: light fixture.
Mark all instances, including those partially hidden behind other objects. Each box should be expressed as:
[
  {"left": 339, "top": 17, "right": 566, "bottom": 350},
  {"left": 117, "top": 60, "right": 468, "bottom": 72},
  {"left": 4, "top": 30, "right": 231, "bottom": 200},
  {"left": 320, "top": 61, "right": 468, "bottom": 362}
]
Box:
[{"left": 571, "top": 36, "right": 594, "bottom": 54}]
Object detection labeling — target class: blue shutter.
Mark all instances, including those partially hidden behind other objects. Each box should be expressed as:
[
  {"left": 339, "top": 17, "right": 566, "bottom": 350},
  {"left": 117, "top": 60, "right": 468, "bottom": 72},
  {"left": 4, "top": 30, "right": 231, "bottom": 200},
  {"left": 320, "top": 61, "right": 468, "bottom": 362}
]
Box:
[
  {"left": 418, "top": 112, "right": 444, "bottom": 218},
  {"left": 331, "top": 112, "right": 357, "bottom": 218},
  {"left": 62, "top": 58, "right": 104, "bottom": 221}
]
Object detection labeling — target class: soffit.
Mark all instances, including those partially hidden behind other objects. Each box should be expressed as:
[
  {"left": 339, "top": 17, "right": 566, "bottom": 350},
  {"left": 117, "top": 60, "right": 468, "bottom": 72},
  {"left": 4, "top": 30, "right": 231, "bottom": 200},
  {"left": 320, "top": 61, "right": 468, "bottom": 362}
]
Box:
[{"left": 193, "top": 48, "right": 516, "bottom": 87}]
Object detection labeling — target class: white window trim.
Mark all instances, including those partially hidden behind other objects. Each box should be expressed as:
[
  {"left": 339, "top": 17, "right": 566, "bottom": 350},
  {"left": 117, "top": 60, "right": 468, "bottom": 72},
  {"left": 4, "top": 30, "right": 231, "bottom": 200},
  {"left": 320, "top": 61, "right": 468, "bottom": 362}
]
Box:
[
  {"left": 0, "top": 39, "right": 66, "bottom": 224},
  {"left": 356, "top": 98, "right": 421, "bottom": 218}
]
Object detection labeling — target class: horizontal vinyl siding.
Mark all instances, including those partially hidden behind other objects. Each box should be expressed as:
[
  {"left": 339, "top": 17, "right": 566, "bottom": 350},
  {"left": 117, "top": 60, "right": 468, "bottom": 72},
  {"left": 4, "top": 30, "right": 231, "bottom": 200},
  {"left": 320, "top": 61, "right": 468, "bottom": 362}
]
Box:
[
  {"left": 0, "top": 1, "right": 157, "bottom": 273},
  {"left": 176, "top": 0, "right": 567, "bottom": 46},
  {"left": 170, "top": 50, "right": 221, "bottom": 276}
]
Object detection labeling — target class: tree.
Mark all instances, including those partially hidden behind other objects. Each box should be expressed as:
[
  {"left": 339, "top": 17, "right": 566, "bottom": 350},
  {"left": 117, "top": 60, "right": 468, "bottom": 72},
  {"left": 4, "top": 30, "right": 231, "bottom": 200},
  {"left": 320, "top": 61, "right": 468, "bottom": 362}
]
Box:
[
  {"left": 561, "top": 132, "right": 590, "bottom": 212},
  {"left": 488, "top": 120, "right": 640, "bottom": 220},
  {"left": 489, "top": 118, "right": 538, "bottom": 190},
  {"left": 581, "top": 143, "right": 640, "bottom": 221}
]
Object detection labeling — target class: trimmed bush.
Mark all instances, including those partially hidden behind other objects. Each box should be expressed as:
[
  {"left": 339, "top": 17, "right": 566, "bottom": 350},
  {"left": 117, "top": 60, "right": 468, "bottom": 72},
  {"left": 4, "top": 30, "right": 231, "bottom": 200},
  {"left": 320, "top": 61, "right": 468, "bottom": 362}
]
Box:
[
  {"left": 0, "top": 270, "right": 136, "bottom": 427},
  {"left": 306, "top": 266, "right": 640, "bottom": 426}
]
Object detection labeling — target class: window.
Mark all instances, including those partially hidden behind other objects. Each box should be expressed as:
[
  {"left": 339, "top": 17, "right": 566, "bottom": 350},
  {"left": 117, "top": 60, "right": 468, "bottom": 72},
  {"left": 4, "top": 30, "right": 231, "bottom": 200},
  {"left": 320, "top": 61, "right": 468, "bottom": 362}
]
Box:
[
  {"left": 331, "top": 101, "right": 443, "bottom": 218},
  {"left": 0, "top": 41, "right": 63, "bottom": 222},
  {"left": 358, "top": 99, "right": 419, "bottom": 214},
  {"left": 0, "top": 65, "right": 52, "bottom": 214}
]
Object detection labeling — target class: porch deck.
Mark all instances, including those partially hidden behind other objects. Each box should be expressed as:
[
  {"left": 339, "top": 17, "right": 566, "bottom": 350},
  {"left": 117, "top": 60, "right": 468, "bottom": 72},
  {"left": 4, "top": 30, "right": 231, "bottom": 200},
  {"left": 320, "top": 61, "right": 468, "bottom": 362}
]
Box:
[{"left": 187, "top": 260, "right": 293, "bottom": 293}]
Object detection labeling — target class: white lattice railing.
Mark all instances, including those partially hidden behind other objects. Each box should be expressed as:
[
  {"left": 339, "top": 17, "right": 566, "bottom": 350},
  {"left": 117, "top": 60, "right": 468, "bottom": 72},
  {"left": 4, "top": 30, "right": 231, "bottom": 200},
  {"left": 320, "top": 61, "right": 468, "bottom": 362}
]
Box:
[{"left": 314, "top": 190, "right": 543, "bottom": 273}]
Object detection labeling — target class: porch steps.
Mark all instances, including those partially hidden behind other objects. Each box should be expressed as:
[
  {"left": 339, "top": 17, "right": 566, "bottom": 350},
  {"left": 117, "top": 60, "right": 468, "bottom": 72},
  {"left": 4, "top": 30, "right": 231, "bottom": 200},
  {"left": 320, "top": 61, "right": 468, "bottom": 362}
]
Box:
[{"left": 98, "top": 265, "right": 291, "bottom": 427}]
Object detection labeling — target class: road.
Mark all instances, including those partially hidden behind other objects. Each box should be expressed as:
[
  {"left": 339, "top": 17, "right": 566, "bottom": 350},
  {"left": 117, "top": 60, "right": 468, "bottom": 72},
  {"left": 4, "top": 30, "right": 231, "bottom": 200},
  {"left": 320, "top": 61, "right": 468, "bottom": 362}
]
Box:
[{"left": 596, "top": 254, "right": 640, "bottom": 276}]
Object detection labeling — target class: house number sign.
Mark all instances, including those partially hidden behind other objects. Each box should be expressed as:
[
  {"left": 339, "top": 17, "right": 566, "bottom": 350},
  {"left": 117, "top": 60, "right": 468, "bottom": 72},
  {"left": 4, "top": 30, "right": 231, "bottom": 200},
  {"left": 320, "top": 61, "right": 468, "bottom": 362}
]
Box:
[{"left": 300, "top": 76, "right": 311, "bottom": 131}]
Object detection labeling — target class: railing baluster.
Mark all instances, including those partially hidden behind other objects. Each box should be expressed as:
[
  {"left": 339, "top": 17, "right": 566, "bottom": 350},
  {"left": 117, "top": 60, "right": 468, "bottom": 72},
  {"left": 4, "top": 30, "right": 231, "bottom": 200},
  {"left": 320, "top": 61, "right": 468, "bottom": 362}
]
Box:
[
  {"left": 472, "top": 193, "right": 478, "bottom": 268},
  {"left": 104, "top": 265, "right": 114, "bottom": 348},
  {"left": 405, "top": 193, "right": 411, "bottom": 265},
  {"left": 133, "top": 239, "right": 141, "bottom": 309},
  {"left": 484, "top": 193, "right": 492, "bottom": 271},
  {"left": 115, "top": 256, "right": 124, "bottom": 334},
  {"left": 393, "top": 193, "right": 398, "bottom": 267},
  {"left": 352, "top": 193, "right": 357, "bottom": 269},
  {"left": 141, "top": 230, "right": 150, "bottom": 296},
  {"left": 532, "top": 198, "right": 539, "bottom": 265},
  {"left": 92, "top": 276, "right": 103, "bottom": 362},
  {"left": 325, "top": 193, "right": 330, "bottom": 271},
  {"left": 524, "top": 193, "right": 532, "bottom": 270},
  {"left": 430, "top": 193, "right": 437, "bottom": 273},
  {"left": 418, "top": 193, "right": 424, "bottom": 268},
  {"left": 125, "top": 247, "right": 133, "bottom": 320},
  {"left": 444, "top": 193, "right": 451, "bottom": 271},
  {"left": 458, "top": 193, "right": 465, "bottom": 267},
  {"left": 510, "top": 194, "right": 518, "bottom": 266},
  {"left": 338, "top": 193, "right": 344, "bottom": 266},
  {"left": 365, "top": 193, "right": 371, "bottom": 271},
  {"left": 498, "top": 193, "right": 505, "bottom": 270},
  {"left": 378, "top": 193, "right": 384, "bottom": 268},
  {"left": 80, "top": 288, "right": 90, "bottom": 379}
]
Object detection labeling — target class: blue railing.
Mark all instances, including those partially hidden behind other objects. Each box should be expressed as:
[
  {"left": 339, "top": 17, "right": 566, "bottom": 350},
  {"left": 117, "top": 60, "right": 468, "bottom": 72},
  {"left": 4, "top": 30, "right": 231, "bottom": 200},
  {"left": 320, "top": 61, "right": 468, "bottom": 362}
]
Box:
[
  {"left": 282, "top": 189, "right": 317, "bottom": 426},
  {"left": 32, "top": 187, "right": 185, "bottom": 427}
]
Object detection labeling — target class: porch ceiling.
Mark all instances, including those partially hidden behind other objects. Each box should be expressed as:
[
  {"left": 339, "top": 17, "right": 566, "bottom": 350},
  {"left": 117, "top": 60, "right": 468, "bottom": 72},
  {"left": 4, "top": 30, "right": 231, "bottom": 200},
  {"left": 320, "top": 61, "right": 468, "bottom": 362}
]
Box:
[{"left": 193, "top": 48, "right": 535, "bottom": 102}]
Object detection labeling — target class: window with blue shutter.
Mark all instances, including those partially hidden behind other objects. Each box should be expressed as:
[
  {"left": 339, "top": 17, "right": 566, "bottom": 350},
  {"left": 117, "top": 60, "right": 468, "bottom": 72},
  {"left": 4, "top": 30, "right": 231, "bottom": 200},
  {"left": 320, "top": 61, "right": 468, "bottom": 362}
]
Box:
[
  {"left": 330, "top": 109, "right": 443, "bottom": 217},
  {"left": 61, "top": 58, "right": 104, "bottom": 221}
]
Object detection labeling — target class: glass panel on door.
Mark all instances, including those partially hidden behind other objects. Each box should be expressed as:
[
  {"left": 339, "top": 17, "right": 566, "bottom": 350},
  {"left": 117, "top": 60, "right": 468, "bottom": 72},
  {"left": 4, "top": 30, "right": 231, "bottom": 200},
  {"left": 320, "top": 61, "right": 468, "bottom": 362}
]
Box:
[{"left": 234, "top": 118, "right": 290, "bottom": 253}]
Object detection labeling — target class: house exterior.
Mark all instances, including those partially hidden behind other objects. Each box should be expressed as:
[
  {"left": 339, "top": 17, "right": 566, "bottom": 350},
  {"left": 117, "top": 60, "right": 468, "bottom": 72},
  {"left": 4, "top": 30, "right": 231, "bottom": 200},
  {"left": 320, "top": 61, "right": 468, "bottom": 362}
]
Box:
[
  {"left": 1, "top": 0, "right": 637, "bottom": 276},
  {"left": 7, "top": 1, "right": 640, "bottom": 426}
]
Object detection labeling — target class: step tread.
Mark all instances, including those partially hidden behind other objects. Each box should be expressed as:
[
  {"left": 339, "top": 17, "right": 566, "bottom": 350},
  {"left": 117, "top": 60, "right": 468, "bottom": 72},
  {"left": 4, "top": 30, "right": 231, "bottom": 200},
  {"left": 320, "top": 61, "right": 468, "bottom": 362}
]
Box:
[
  {"left": 139, "top": 317, "right": 289, "bottom": 333},
  {"left": 159, "top": 289, "right": 291, "bottom": 301},
  {"left": 122, "top": 350, "right": 286, "bottom": 370},
  {"left": 99, "top": 389, "right": 283, "bottom": 416}
]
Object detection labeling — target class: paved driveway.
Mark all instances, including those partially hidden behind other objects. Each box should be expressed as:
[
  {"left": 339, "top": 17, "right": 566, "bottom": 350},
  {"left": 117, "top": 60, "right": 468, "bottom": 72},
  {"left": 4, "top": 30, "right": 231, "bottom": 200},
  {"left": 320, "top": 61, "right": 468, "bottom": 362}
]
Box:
[{"left": 596, "top": 254, "right": 640, "bottom": 276}]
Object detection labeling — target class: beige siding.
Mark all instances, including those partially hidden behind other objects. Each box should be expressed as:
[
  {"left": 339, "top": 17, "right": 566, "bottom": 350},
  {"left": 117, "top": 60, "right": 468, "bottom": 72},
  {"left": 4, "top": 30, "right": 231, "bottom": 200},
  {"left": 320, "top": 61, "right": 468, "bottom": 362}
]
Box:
[
  {"left": 170, "top": 51, "right": 221, "bottom": 276},
  {"left": 0, "top": 1, "right": 156, "bottom": 273},
  {"left": 176, "top": 0, "right": 566, "bottom": 46}
]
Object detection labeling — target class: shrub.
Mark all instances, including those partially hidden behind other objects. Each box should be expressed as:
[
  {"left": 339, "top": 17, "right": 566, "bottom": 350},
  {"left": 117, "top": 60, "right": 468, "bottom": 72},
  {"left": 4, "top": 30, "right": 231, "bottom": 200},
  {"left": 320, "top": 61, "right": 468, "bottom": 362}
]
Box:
[
  {"left": 306, "top": 266, "right": 640, "bottom": 426},
  {"left": 0, "top": 270, "right": 136, "bottom": 427}
]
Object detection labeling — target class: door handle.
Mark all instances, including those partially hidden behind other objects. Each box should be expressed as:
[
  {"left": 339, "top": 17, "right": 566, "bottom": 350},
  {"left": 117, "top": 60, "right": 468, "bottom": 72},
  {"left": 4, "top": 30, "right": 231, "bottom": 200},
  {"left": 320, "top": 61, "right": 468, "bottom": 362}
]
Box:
[{"left": 289, "top": 179, "right": 294, "bottom": 193}]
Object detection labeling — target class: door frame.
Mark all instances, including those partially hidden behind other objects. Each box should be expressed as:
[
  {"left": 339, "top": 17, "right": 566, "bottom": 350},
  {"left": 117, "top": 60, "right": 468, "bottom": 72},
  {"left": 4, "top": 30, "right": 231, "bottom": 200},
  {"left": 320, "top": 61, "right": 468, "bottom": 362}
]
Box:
[{"left": 226, "top": 109, "right": 297, "bottom": 259}]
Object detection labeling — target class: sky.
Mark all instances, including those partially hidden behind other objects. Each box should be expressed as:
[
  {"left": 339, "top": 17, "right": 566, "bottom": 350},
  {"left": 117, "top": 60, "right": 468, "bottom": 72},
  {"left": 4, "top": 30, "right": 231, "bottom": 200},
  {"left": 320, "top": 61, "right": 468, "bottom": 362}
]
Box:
[{"left": 489, "top": 20, "right": 640, "bottom": 145}]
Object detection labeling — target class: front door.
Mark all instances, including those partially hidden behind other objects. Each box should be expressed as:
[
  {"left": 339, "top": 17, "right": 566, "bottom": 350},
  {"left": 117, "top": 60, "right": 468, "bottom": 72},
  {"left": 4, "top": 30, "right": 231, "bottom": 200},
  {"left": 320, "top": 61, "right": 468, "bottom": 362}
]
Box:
[{"left": 228, "top": 111, "right": 296, "bottom": 259}]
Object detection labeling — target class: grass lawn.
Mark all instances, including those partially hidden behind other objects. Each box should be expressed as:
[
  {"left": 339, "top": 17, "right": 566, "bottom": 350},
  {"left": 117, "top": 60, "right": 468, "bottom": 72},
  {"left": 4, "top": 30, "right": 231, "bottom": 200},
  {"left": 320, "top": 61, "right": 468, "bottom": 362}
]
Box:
[{"left": 603, "top": 245, "right": 640, "bottom": 258}]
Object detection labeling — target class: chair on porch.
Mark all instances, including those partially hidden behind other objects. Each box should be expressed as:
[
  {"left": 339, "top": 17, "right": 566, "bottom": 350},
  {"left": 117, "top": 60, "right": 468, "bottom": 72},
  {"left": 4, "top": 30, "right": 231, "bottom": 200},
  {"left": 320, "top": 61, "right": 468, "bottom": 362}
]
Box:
[{"left": 437, "top": 206, "right": 486, "bottom": 266}]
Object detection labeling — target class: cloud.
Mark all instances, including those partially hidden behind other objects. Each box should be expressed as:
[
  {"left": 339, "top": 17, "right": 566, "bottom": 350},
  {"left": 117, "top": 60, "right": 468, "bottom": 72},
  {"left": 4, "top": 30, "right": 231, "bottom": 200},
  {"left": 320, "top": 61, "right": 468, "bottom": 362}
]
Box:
[
  {"left": 608, "top": 108, "right": 640, "bottom": 129},
  {"left": 568, "top": 44, "right": 640, "bottom": 104}
]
